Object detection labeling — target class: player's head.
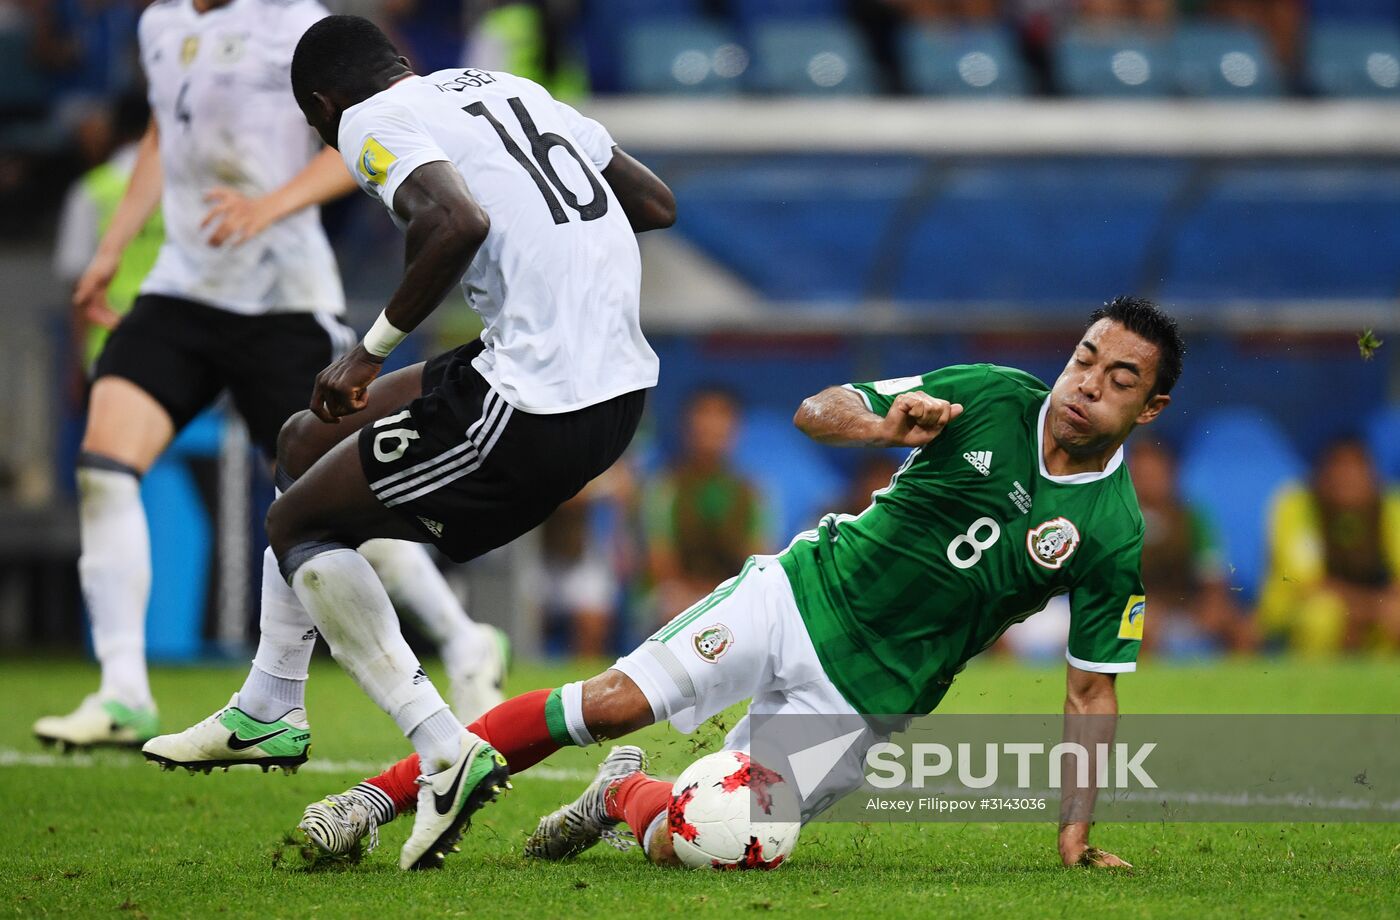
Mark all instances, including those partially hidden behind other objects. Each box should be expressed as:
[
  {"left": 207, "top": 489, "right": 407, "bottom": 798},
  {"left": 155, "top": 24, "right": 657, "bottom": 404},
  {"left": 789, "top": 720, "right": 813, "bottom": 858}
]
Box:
[
  {"left": 1047, "top": 296, "right": 1183, "bottom": 459},
  {"left": 291, "top": 15, "right": 410, "bottom": 149},
  {"left": 683, "top": 386, "right": 742, "bottom": 464},
  {"left": 1314, "top": 436, "right": 1379, "bottom": 508}
]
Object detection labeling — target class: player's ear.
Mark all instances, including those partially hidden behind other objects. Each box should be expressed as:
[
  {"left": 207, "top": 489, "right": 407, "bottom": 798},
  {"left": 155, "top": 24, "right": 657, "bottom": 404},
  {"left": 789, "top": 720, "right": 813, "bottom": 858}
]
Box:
[
  {"left": 1135, "top": 393, "right": 1170, "bottom": 426},
  {"left": 396, "top": 55, "right": 411, "bottom": 70}
]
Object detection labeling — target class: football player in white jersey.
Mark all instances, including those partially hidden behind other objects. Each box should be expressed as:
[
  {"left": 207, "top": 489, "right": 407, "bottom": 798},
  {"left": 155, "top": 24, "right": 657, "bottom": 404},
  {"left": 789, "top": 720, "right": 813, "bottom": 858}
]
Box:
[
  {"left": 35, "top": 0, "right": 507, "bottom": 752},
  {"left": 144, "top": 15, "right": 676, "bottom": 870}
]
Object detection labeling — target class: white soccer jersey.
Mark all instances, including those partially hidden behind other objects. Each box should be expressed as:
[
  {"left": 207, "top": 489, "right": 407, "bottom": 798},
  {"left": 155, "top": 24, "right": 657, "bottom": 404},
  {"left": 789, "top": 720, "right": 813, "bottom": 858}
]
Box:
[
  {"left": 337, "top": 68, "right": 659, "bottom": 414},
  {"left": 137, "top": 0, "right": 344, "bottom": 315}
]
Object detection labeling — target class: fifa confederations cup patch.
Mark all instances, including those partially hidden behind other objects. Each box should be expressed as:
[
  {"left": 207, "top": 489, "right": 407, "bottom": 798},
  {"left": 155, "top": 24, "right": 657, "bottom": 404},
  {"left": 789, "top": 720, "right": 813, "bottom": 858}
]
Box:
[
  {"left": 358, "top": 136, "right": 397, "bottom": 187},
  {"left": 692, "top": 624, "right": 734, "bottom": 663},
  {"left": 1026, "top": 516, "right": 1080, "bottom": 570}
]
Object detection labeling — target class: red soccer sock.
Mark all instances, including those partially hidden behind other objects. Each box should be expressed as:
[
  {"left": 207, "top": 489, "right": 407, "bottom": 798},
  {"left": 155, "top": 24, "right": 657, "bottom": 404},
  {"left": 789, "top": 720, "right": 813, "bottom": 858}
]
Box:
[
  {"left": 366, "top": 687, "right": 569, "bottom": 815},
  {"left": 604, "top": 772, "right": 672, "bottom": 848}
]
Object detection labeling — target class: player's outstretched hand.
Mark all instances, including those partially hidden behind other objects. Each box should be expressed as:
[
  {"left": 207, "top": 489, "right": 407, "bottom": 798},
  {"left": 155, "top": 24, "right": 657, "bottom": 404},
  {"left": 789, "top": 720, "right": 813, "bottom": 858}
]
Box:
[
  {"left": 310, "top": 343, "right": 383, "bottom": 423},
  {"left": 877, "top": 392, "right": 963, "bottom": 448},
  {"left": 1062, "top": 843, "right": 1133, "bottom": 869},
  {"left": 201, "top": 187, "right": 279, "bottom": 246}
]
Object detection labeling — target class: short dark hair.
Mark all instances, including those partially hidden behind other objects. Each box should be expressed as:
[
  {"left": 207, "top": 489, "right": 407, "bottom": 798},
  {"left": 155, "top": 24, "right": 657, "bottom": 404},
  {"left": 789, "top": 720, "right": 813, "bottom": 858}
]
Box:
[
  {"left": 1088, "top": 296, "right": 1185, "bottom": 397},
  {"left": 290, "top": 15, "right": 401, "bottom": 112}
]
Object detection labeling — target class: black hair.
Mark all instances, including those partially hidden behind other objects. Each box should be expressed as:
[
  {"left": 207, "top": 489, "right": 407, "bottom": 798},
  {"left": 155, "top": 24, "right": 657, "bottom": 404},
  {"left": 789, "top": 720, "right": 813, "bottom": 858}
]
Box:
[
  {"left": 1088, "top": 296, "right": 1185, "bottom": 397},
  {"left": 290, "top": 15, "right": 402, "bottom": 112}
]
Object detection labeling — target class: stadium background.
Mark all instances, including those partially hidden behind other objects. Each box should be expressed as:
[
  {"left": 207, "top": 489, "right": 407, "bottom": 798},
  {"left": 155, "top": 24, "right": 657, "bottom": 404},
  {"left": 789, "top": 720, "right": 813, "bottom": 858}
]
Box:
[{"left": 0, "top": 2, "right": 1398, "bottom": 914}]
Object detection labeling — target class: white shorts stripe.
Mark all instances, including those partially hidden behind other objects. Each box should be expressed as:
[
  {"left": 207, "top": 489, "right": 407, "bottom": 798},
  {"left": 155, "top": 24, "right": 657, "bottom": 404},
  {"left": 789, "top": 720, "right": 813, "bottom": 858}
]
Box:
[
  {"left": 372, "top": 387, "right": 515, "bottom": 508},
  {"left": 312, "top": 311, "right": 355, "bottom": 361},
  {"left": 369, "top": 390, "right": 499, "bottom": 493}
]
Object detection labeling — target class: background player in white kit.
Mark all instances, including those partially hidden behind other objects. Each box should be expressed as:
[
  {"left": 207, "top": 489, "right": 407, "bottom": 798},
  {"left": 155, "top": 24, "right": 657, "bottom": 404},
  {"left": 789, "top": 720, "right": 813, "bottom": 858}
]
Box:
[
  {"left": 144, "top": 16, "right": 677, "bottom": 870},
  {"left": 34, "top": 0, "right": 506, "bottom": 752}
]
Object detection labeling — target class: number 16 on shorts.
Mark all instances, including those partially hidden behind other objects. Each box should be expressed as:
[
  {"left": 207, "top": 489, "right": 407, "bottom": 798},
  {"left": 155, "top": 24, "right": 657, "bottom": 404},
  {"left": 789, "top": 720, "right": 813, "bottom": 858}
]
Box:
[{"left": 373, "top": 409, "right": 420, "bottom": 463}]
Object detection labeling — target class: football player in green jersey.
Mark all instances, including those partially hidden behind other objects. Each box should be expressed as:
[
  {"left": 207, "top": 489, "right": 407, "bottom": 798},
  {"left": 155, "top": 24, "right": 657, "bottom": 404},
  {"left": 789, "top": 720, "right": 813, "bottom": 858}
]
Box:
[{"left": 296, "top": 297, "right": 1182, "bottom": 872}]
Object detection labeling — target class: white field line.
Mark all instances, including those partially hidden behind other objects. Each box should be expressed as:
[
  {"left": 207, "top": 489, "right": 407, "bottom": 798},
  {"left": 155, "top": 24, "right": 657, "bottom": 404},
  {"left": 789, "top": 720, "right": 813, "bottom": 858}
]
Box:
[{"left": 0, "top": 747, "right": 595, "bottom": 782}]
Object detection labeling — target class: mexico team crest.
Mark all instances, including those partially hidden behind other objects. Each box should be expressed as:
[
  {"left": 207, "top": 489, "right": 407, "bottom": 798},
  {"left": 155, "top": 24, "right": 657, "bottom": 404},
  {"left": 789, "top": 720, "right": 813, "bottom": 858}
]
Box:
[
  {"left": 1027, "top": 516, "right": 1080, "bottom": 569},
  {"left": 692, "top": 624, "right": 734, "bottom": 663}
]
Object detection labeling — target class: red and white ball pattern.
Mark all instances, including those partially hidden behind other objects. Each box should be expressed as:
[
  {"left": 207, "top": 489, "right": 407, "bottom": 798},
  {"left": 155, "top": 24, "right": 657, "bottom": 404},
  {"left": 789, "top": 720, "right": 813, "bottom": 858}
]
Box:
[{"left": 668, "top": 751, "right": 801, "bottom": 870}]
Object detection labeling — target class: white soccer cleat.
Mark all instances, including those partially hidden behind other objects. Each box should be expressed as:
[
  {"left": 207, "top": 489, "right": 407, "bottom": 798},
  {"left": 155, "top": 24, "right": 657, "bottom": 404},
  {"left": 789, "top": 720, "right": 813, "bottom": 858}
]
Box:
[
  {"left": 141, "top": 694, "right": 310, "bottom": 774},
  {"left": 399, "top": 729, "right": 510, "bottom": 870},
  {"left": 33, "top": 695, "right": 159, "bottom": 751},
  {"left": 447, "top": 624, "right": 510, "bottom": 724},
  {"left": 524, "top": 745, "right": 647, "bottom": 861},
  {"left": 299, "top": 783, "right": 396, "bottom": 860}
]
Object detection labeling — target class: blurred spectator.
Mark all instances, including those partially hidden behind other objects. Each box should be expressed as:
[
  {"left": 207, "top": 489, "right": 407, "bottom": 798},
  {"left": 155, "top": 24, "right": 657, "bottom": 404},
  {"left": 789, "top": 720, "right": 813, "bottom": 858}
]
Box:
[
  {"left": 463, "top": 0, "right": 587, "bottom": 100},
  {"left": 1202, "top": 0, "right": 1303, "bottom": 77},
  {"left": 1258, "top": 437, "right": 1400, "bottom": 656},
  {"left": 536, "top": 464, "right": 637, "bottom": 658},
  {"left": 643, "top": 388, "right": 766, "bottom": 623},
  {"left": 836, "top": 453, "right": 902, "bottom": 516},
  {"left": 52, "top": 93, "right": 162, "bottom": 390},
  {"left": 1075, "top": 0, "right": 1174, "bottom": 25},
  {"left": 1132, "top": 440, "right": 1252, "bottom": 657},
  {"left": 29, "top": 0, "right": 142, "bottom": 102}
]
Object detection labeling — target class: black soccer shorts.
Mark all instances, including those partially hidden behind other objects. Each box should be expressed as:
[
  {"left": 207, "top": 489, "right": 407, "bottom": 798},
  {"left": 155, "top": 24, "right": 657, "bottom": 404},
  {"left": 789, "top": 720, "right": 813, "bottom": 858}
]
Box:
[
  {"left": 94, "top": 293, "right": 355, "bottom": 455},
  {"left": 357, "top": 342, "right": 646, "bottom": 563}
]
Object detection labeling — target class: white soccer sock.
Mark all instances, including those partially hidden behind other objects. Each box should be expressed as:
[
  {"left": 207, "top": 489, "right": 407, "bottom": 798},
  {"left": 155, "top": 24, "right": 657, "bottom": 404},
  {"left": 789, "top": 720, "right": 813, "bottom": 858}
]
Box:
[
  {"left": 77, "top": 460, "right": 153, "bottom": 708},
  {"left": 287, "top": 546, "right": 465, "bottom": 769},
  {"left": 239, "top": 546, "right": 317, "bottom": 722},
  {"left": 357, "top": 539, "right": 486, "bottom": 675}
]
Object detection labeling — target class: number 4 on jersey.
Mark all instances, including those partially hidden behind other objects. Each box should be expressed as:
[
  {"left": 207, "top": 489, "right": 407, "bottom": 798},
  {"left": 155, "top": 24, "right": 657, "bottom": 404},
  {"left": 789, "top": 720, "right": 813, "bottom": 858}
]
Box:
[{"left": 465, "top": 97, "right": 608, "bottom": 225}]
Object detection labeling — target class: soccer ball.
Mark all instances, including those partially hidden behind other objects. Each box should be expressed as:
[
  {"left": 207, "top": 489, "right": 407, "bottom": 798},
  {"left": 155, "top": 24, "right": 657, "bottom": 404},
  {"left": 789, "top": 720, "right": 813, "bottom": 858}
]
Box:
[{"left": 667, "top": 750, "right": 801, "bottom": 870}]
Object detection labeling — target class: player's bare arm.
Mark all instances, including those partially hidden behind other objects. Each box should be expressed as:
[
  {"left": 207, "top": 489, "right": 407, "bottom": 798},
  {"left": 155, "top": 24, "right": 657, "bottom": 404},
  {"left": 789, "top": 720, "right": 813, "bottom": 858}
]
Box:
[
  {"left": 73, "top": 116, "right": 163, "bottom": 326},
  {"left": 201, "top": 146, "right": 358, "bottom": 246},
  {"left": 310, "top": 161, "right": 489, "bottom": 422},
  {"left": 1058, "top": 666, "right": 1131, "bottom": 869},
  {"left": 794, "top": 385, "right": 963, "bottom": 448},
  {"left": 601, "top": 147, "right": 676, "bottom": 233}
]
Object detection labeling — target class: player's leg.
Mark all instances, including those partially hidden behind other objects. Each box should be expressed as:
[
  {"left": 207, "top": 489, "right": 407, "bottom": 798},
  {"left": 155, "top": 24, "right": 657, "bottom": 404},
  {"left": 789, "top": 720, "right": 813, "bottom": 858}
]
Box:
[
  {"left": 229, "top": 324, "right": 503, "bottom": 724},
  {"left": 299, "top": 558, "right": 777, "bottom": 861},
  {"left": 35, "top": 295, "right": 221, "bottom": 749},
  {"left": 226, "top": 350, "right": 431, "bottom": 729},
  {"left": 358, "top": 538, "right": 507, "bottom": 722}
]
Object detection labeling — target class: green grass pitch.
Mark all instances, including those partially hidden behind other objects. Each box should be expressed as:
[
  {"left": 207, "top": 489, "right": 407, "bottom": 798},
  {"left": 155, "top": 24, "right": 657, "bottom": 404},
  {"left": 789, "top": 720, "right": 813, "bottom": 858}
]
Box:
[{"left": 3, "top": 656, "right": 1397, "bottom": 918}]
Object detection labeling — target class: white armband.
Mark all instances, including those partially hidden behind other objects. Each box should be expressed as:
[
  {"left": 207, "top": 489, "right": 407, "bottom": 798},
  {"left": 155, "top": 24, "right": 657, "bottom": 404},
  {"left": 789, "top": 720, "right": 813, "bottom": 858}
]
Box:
[{"left": 363, "top": 311, "right": 408, "bottom": 358}]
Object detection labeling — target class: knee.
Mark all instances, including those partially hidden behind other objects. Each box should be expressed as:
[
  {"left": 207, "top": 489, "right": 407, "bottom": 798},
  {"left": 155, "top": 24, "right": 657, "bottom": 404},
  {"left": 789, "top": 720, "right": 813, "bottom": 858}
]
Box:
[
  {"left": 276, "top": 410, "right": 326, "bottom": 481},
  {"left": 264, "top": 495, "right": 305, "bottom": 560},
  {"left": 581, "top": 670, "right": 655, "bottom": 740}
]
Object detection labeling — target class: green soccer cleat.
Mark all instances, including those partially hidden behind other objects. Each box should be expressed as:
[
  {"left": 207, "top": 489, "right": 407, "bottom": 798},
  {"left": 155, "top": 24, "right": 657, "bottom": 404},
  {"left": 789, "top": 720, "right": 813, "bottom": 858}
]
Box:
[
  {"left": 399, "top": 729, "right": 510, "bottom": 870},
  {"left": 141, "top": 694, "right": 310, "bottom": 774},
  {"left": 33, "top": 695, "right": 160, "bottom": 751}
]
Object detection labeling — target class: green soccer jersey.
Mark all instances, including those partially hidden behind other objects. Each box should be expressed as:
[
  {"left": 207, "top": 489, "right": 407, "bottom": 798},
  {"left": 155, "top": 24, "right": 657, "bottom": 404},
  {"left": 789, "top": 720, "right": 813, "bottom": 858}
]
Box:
[{"left": 779, "top": 364, "right": 1147, "bottom": 717}]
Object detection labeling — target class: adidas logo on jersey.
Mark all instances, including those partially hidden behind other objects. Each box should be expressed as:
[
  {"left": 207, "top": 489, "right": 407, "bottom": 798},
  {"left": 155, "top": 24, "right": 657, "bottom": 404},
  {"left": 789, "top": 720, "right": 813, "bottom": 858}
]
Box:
[
  {"left": 963, "top": 451, "right": 993, "bottom": 476},
  {"left": 418, "top": 516, "right": 445, "bottom": 537}
]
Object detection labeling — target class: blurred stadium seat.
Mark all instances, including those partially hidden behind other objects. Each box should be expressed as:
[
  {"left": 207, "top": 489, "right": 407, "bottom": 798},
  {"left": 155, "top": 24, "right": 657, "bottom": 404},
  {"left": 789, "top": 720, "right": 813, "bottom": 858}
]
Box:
[
  {"left": 1054, "top": 27, "right": 1172, "bottom": 97},
  {"left": 893, "top": 160, "right": 1188, "bottom": 303},
  {"left": 1179, "top": 408, "right": 1306, "bottom": 600},
  {"left": 1173, "top": 23, "right": 1282, "bottom": 98},
  {"left": 1306, "top": 25, "right": 1400, "bottom": 97},
  {"left": 583, "top": 0, "right": 705, "bottom": 91},
  {"left": 899, "top": 25, "right": 1028, "bottom": 97},
  {"left": 1160, "top": 165, "right": 1400, "bottom": 301},
  {"left": 667, "top": 156, "right": 923, "bottom": 300},
  {"left": 747, "top": 20, "right": 878, "bottom": 95},
  {"left": 620, "top": 20, "right": 747, "bottom": 94},
  {"left": 1366, "top": 405, "right": 1400, "bottom": 482},
  {"left": 1309, "top": 0, "right": 1400, "bottom": 24}
]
